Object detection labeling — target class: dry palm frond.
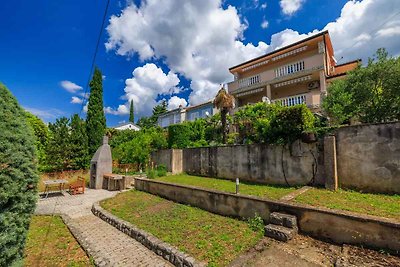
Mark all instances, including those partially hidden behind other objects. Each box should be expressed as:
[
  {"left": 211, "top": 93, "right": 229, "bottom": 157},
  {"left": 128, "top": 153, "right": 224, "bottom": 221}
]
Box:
[{"left": 214, "top": 87, "right": 235, "bottom": 109}]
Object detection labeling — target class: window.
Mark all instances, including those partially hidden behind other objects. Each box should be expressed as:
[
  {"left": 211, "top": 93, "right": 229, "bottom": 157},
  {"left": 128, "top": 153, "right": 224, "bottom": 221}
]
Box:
[{"left": 190, "top": 112, "right": 199, "bottom": 121}]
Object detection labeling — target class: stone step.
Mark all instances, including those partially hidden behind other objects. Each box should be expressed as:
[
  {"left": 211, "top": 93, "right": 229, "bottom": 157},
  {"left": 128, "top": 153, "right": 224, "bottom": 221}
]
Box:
[
  {"left": 270, "top": 212, "right": 298, "bottom": 229},
  {"left": 265, "top": 224, "right": 298, "bottom": 242}
]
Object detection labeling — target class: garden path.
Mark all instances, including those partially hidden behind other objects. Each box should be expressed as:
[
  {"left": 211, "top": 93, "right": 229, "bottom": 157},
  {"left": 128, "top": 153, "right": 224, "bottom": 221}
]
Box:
[{"left": 35, "top": 189, "right": 172, "bottom": 267}]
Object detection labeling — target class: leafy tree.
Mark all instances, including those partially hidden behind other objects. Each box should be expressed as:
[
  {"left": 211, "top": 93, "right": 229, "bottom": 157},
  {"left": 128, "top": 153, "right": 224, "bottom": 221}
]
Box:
[
  {"left": 323, "top": 48, "right": 400, "bottom": 124},
  {"left": 70, "top": 114, "right": 89, "bottom": 170},
  {"left": 86, "top": 67, "right": 106, "bottom": 156},
  {"left": 129, "top": 100, "right": 134, "bottom": 123},
  {"left": 46, "top": 117, "right": 72, "bottom": 171},
  {"left": 0, "top": 83, "right": 39, "bottom": 266},
  {"left": 137, "top": 100, "right": 168, "bottom": 128},
  {"left": 25, "top": 111, "right": 49, "bottom": 171},
  {"left": 214, "top": 87, "right": 235, "bottom": 144}
]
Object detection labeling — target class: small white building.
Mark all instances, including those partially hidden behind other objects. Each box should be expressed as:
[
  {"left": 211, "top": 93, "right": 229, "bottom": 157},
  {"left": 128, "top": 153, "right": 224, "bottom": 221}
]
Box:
[{"left": 113, "top": 122, "right": 141, "bottom": 131}]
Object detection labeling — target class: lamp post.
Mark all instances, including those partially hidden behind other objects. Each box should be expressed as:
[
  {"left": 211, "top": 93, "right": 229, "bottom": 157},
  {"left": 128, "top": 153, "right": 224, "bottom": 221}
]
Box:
[{"left": 236, "top": 178, "right": 239, "bottom": 194}]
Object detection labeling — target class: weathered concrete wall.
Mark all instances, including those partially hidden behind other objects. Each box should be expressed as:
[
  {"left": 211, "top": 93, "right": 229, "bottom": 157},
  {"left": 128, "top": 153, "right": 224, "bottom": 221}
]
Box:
[
  {"left": 182, "top": 141, "right": 323, "bottom": 186},
  {"left": 135, "top": 178, "right": 400, "bottom": 252},
  {"left": 336, "top": 122, "right": 400, "bottom": 194},
  {"left": 152, "top": 149, "right": 183, "bottom": 174}
]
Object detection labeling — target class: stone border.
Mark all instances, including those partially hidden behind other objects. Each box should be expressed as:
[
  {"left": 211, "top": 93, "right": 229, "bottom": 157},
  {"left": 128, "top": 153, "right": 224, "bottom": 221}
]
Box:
[{"left": 92, "top": 202, "right": 206, "bottom": 267}]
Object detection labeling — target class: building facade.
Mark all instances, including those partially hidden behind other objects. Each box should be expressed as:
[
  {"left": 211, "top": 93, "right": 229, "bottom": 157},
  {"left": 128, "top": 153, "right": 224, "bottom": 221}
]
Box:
[
  {"left": 227, "top": 30, "right": 359, "bottom": 112},
  {"left": 113, "top": 122, "right": 141, "bottom": 131}
]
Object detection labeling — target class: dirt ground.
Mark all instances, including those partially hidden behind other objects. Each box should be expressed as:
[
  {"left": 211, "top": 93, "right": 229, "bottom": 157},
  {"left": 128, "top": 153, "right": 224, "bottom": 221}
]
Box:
[{"left": 229, "top": 234, "right": 400, "bottom": 267}]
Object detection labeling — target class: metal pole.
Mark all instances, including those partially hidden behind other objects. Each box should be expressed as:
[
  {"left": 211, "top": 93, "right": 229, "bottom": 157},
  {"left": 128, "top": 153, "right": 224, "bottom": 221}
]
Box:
[{"left": 236, "top": 178, "right": 239, "bottom": 194}]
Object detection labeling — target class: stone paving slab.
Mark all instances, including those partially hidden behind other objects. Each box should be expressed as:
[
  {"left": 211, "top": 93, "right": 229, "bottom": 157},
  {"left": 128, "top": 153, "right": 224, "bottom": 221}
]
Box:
[{"left": 35, "top": 188, "right": 172, "bottom": 266}]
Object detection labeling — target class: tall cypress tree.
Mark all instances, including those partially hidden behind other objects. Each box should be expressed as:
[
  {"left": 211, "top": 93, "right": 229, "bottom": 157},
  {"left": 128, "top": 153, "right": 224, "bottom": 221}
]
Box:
[
  {"left": 86, "top": 67, "right": 106, "bottom": 156},
  {"left": 70, "top": 114, "right": 89, "bottom": 169},
  {"left": 0, "top": 83, "right": 39, "bottom": 265},
  {"left": 129, "top": 100, "right": 134, "bottom": 123}
]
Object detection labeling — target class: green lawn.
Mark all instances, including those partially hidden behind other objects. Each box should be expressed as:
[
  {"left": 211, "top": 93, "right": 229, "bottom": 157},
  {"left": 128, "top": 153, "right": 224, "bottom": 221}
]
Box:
[
  {"left": 294, "top": 188, "right": 400, "bottom": 221},
  {"left": 101, "top": 190, "right": 263, "bottom": 267},
  {"left": 155, "top": 174, "right": 296, "bottom": 200},
  {"left": 24, "top": 216, "right": 93, "bottom": 266}
]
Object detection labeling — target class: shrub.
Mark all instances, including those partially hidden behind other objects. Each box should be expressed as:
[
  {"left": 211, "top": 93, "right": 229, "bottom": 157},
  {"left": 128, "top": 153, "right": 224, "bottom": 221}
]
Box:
[
  {"left": 146, "top": 169, "right": 157, "bottom": 179},
  {"left": 168, "top": 124, "right": 191, "bottom": 148},
  {"left": 247, "top": 213, "right": 265, "bottom": 235},
  {"left": 0, "top": 83, "right": 39, "bottom": 265},
  {"left": 156, "top": 164, "right": 167, "bottom": 177}
]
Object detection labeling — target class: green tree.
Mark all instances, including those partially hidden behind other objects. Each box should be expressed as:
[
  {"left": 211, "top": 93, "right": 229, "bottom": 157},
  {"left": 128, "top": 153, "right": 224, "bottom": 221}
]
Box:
[
  {"left": 0, "top": 83, "right": 39, "bottom": 266},
  {"left": 129, "top": 100, "right": 135, "bottom": 123},
  {"left": 70, "top": 114, "right": 89, "bottom": 170},
  {"left": 46, "top": 117, "right": 72, "bottom": 171},
  {"left": 213, "top": 87, "right": 235, "bottom": 144},
  {"left": 323, "top": 48, "right": 400, "bottom": 124},
  {"left": 86, "top": 67, "right": 106, "bottom": 156},
  {"left": 137, "top": 100, "right": 168, "bottom": 128},
  {"left": 25, "top": 111, "right": 49, "bottom": 171}
]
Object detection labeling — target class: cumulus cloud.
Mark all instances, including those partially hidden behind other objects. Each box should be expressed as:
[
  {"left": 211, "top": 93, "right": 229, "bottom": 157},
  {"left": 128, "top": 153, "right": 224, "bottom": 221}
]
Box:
[
  {"left": 106, "top": 0, "right": 269, "bottom": 105},
  {"left": 167, "top": 96, "right": 188, "bottom": 110},
  {"left": 60, "top": 80, "right": 82, "bottom": 93},
  {"left": 280, "top": 0, "right": 305, "bottom": 16},
  {"left": 105, "top": 63, "right": 181, "bottom": 116},
  {"left": 71, "top": 96, "right": 83, "bottom": 104},
  {"left": 260, "top": 3, "right": 267, "bottom": 9},
  {"left": 261, "top": 19, "right": 269, "bottom": 29}
]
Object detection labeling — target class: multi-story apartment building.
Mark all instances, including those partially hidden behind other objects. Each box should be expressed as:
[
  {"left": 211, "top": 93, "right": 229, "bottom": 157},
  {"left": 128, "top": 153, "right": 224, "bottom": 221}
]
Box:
[
  {"left": 157, "top": 100, "right": 218, "bottom": 128},
  {"left": 227, "top": 30, "right": 359, "bottom": 112}
]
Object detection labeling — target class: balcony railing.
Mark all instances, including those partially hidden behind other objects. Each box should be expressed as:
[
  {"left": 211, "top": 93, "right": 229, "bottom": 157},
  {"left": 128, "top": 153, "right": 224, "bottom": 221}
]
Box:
[
  {"left": 238, "top": 75, "right": 260, "bottom": 89},
  {"left": 272, "top": 94, "right": 307, "bottom": 107}
]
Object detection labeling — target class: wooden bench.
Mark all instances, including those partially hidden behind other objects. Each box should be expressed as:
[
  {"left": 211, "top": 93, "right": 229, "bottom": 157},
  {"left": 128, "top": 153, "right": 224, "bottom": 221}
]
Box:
[{"left": 69, "top": 177, "right": 85, "bottom": 195}]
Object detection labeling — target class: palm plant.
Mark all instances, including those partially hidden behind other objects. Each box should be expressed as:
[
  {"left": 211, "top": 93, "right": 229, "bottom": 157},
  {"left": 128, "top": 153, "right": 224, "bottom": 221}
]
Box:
[{"left": 213, "top": 87, "right": 235, "bottom": 144}]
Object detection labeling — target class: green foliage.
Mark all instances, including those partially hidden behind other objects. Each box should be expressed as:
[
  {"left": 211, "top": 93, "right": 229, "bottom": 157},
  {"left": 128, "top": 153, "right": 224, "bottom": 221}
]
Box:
[
  {"left": 137, "top": 100, "right": 167, "bottom": 129},
  {"left": 0, "top": 83, "right": 39, "bottom": 266},
  {"left": 112, "top": 127, "right": 167, "bottom": 166},
  {"left": 25, "top": 111, "right": 49, "bottom": 171},
  {"left": 86, "top": 67, "right": 106, "bottom": 156},
  {"left": 261, "top": 104, "right": 315, "bottom": 144},
  {"left": 167, "top": 124, "right": 192, "bottom": 148},
  {"left": 129, "top": 100, "right": 134, "bottom": 123},
  {"left": 69, "top": 114, "right": 89, "bottom": 170},
  {"left": 156, "top": 164, "right": 167, "bottom": 177},
  {"left": 46, "top": 117, "right": 72, "bottom": 171},
  {"left": 323, "top": 48, "right": 400, "bottom": 124},
  {"left": 146, "top": 169, "right": 157, "bottom": 179},
  {"left": 247, "top": 213, "right": 265, "bottom": 235}
]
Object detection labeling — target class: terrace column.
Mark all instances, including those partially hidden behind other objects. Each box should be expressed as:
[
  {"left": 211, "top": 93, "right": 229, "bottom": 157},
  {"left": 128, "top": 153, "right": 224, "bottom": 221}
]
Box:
[
  {"left": 319, "top": 70, "right": 327, "bottom": 96},
  {"left": 266, "top": 84, "right": 272, "bottom": 100}
]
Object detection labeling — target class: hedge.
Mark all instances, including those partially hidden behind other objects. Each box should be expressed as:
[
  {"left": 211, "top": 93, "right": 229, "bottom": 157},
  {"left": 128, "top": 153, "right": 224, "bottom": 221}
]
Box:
[{"left": 0, "top": 83, "right": 39, "bottom": 266}]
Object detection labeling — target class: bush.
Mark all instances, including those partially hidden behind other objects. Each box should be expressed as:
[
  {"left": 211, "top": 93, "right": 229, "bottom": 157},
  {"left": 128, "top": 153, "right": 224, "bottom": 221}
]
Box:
[
  {"left": 156, "top": 164, "right": 167, "bottom": 177},
  {"left": 247, "top": 213, "right": 265, "bottom": 235},
  {"left": 0, "top": 83, "right": 39, "bottom": 265},
  {"left": 168, "top": 124, "right": 191, "bottom": 148},
  {"left": 146, "top": 169, "right": 157, "bottom": 179}
]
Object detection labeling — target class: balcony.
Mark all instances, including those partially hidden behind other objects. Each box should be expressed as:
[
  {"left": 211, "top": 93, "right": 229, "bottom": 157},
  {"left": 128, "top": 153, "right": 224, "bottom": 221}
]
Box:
[
  {"left": 237, "top": 75, "right": 261, "bottom": 89},
  {"left": 272, "top": 94, "right": 307, "bottom": 107}
]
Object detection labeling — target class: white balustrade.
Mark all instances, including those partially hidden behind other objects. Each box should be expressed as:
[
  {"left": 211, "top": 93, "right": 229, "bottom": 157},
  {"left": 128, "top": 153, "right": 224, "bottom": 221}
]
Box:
[
  {"left": 238, "top": 75, "right": 261, "bottom": 89},
  {"left": 273, "top": 94, "right": 307, "bottom": 107}
]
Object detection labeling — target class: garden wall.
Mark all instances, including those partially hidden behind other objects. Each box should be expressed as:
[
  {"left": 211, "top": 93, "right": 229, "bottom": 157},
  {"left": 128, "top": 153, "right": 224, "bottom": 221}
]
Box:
[
  {"left": 152, "top": 122, "right": 400, "bottom": 194},
  {"left": 135, "top": 178, "right": 400, "bottom": 252},
  {"left": 153, "top": 141, "right": 324, "bottom": 186},
  {"left": 336, "top": 121, "right": 400, "bottom": 194}
]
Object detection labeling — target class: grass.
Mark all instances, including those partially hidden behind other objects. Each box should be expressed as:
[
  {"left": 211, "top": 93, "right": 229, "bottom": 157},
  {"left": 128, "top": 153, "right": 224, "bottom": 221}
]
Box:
[
  {"left": 38, "top": 170, "right": 89, "bottom": 192},
  {"left": 155, "top": 174, "right": 296, "bottom": 200},
  {"left": 294, "top": 188, "right": 400, "bottom": 221},
  {"left": 101, "top": 190, "right": 263, "bottom": 266},
  {"left": 24, "top": 216, "right": 93, "bottom": 267}
]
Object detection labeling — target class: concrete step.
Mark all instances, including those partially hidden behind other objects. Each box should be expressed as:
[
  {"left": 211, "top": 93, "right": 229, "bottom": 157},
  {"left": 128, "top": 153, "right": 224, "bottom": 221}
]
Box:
[
  {"left": 270, "top": 212, "right": 298, "bottom": 229},
  {"left": 265, "top": 224, "right": 298, "bottom": 242}
]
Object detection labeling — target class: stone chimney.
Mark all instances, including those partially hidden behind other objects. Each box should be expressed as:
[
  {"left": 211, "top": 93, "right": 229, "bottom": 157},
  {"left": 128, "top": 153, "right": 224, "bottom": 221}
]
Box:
[{"left": 89, "top": 136, "right": 112, "bottom": 189}]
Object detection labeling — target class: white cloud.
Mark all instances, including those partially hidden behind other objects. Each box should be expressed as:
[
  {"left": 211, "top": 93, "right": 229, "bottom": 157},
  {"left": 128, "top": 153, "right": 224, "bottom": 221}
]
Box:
[
  {"left": 167, "top": 96, "right": 188, "bottom": 110},
  {"left": 280, "top": 0, "right": 305, "bottom": 16},
  {"left": 102, "top": 75, "right": 106, "bottom": 80},
  {"left": 261, "top": 19, "right": 269, "bottom": 29},
  {"left": 106, "top": 0, "right": 269, "bottom": 105},
  {"left": 60, "top": 80, "right": 82, "bottom": 93},
  {"left": 71, "top": 96, "right": 83, "bottom": 104},
  {"left": 24, "top": 106, "right": 64, "bottom": 121},
  {"left": 260, "top": 3, "right": 267, "bottom": 9},
  {"left": 105, "top": 63, "right": 181, "bottom": 116}
]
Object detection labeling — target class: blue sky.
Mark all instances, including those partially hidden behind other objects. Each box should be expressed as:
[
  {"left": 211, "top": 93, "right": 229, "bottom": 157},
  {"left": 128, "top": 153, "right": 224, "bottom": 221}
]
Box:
[{"left": 1, "top": 0, "right": 399, "bottom": 126}]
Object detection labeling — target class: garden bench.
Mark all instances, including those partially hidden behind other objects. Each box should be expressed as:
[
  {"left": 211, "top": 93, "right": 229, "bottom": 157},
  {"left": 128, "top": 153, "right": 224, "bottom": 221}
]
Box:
[{"left": 69, "top": 177, "right": 85, "bottom": 195}]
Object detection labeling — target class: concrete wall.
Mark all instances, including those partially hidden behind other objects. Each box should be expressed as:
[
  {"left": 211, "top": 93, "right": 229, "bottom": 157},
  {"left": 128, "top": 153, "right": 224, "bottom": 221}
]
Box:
[
  {"left": 151, "top": 149, "right": 183, "bottom": 174},
  {"left": 336, "top": 122, "right": 400, "bottom": 194},
  {"left": 183, "top": 141, "right": 323, "bottom": 186},
  {"left": 135, "top": 178, "right": 400, "bottom": 252}
]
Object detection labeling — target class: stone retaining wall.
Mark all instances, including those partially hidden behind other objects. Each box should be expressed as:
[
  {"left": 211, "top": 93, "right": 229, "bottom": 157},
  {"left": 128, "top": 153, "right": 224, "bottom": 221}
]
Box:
[
  {"left": 135, "top": 178, "right": 400, "bottom": 253},
  {"left": 92, "top": 202, "right": 206, "bottom": 267}
]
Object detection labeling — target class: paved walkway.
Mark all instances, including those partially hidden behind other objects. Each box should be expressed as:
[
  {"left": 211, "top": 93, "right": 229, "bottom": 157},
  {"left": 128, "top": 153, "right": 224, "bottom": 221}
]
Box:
[{"left": 35, "top": 189, "right": 172, "bottom": 267}]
